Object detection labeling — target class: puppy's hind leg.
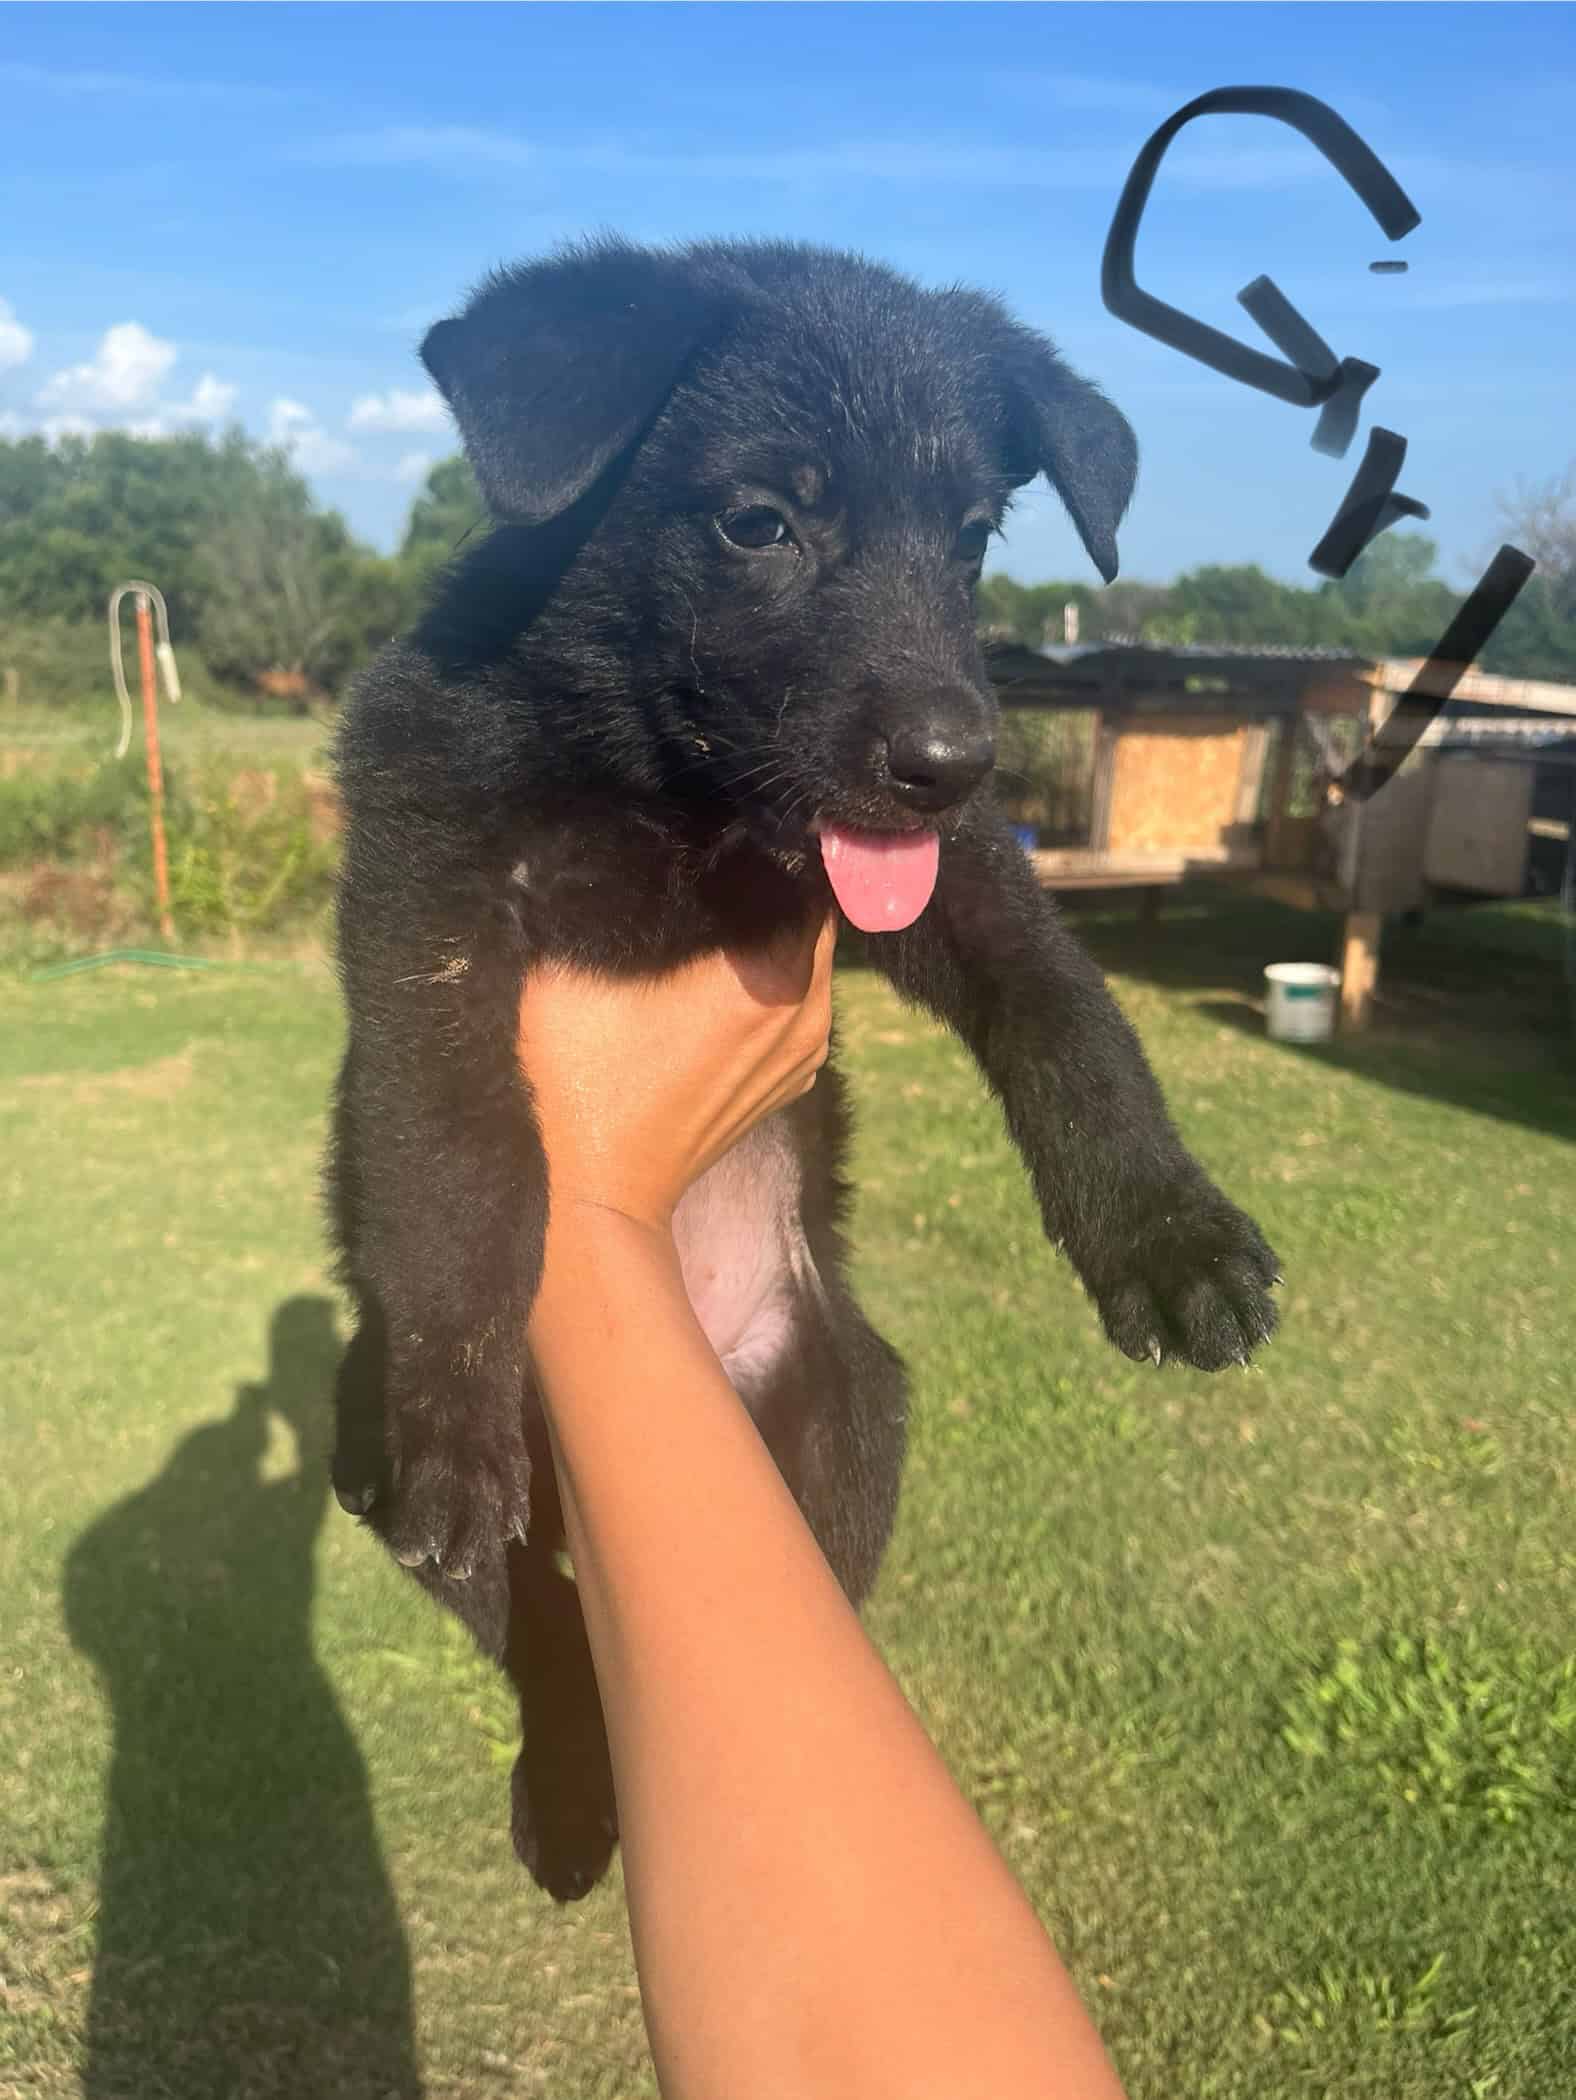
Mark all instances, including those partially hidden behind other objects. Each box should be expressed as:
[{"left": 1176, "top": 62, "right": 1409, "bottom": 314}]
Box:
[
  {"left": 506, "top": 1410, "right": 619, "bottom": 1904},
  {"left": 758, "top": 1295, "right": 911, "bottom": 1616},
  {"left": 329, "top": 870, "right": 542, "bottom": 1659}
]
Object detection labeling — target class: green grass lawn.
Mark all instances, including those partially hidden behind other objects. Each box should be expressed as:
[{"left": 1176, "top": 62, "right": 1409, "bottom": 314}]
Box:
[{"left": 3, "top": 897, "right": 1574, "bottom": 2099}]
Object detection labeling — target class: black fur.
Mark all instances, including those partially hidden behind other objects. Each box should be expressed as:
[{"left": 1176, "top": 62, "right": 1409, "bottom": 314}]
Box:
[{"left": 327, "top": 236, "right": 1279, "bottom": 1901}]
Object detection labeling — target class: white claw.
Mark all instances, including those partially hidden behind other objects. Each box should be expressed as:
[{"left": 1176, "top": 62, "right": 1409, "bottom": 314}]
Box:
[{"left": 1148, "top": 1337, "right": 1163, "bottom": 1367}]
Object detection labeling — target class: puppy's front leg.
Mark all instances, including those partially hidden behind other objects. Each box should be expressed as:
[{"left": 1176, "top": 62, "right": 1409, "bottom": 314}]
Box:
[
  {"left": 330, "top": 866, "right": 541, "bottom": 1616},
  {"left": 869, "top": 806, "right": 1281, "bottom": 1370}
]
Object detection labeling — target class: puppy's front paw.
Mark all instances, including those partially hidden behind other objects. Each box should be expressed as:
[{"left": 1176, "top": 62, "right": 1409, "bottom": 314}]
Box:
[
  {"left": 1089, "top": 1183, "right": 1282, "bottom": 1373},
  {"left": 380, "top": 1408, "right": 532, "bottom": 1579}
]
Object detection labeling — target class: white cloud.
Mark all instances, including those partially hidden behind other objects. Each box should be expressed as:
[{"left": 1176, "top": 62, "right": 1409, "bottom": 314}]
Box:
[
  {"left": 985, "top": 72, "right": 1396, "bottom": 135},
  {"left": 293, "top": 427, "right": 356, "bottom": 472},
  {"left": 0, "top": 298, "right": 33, "bottom": 373},
  {"left": 268, "top": 397, "right": 314, "bottom": 439},
  {"left": 267, "top": 395, "right": 355, "bottom": 473},
  {"left": 0, "top": 410, "right": 24, "bottom": 438},
  {"left": 0, "top": 61, "right": 283, "bottom": 102},
  {"left": 37, "top": 321, "right": 177, "bottom": 414},
  {"left": 298, "top": 123, "right": 536, "bottom": 172},
  {"left": 174, "top": 372, "right": 238, "bottom": 421},
  {"left": 292, "top": 123, "right": 1347, "bottom": 196},
  {"left": 349, "top": 385, "right": 449, "bottom": 433},
  {"left": 394, "top": 449, "right": 436, "bottom": 483},
  {"left": 3, "top": 316, "right": 236, "bottom": 446}
]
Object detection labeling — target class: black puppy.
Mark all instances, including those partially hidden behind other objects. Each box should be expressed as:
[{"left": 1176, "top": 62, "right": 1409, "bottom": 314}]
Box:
[{"left": 328, "top": 237, "right": 1281, "bottom": 1899}]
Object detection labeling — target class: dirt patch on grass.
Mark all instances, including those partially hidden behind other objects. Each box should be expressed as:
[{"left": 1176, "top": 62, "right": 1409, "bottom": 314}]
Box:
[{"left": 15, "top": 1046, "right": 195, "bottom": 1106}]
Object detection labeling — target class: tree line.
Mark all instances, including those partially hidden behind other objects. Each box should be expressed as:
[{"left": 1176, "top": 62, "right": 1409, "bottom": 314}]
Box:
[
  {"left": 2, "top": 429, "right": 1573, "bottom": 703},
  {"left": 980, "top": 473, "right": 1576, "bottom": 684},
  {"left": 0, "top": 431, "right": 484, "bottom": 705}
]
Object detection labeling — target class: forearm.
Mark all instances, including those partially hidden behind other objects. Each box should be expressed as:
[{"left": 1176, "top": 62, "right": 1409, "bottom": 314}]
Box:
[{"left": 529, "top": 1208, "right": 1127, "bottom": 2100}]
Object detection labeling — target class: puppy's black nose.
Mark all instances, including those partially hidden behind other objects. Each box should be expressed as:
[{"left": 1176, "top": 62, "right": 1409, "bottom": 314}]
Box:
[{"left": 884, "top": 724, "right": 995, "bottom": 813}]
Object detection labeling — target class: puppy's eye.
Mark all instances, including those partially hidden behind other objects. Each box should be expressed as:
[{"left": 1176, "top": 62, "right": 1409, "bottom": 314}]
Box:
[
  {"left": 955, "top": 520, "right": 993, "bottom": 569},
  {"left": 716, "top": 506, "right": 792, "bottom": 552}
]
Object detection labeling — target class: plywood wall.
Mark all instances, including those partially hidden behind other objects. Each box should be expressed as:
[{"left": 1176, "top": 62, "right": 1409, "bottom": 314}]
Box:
[
  {"left": 1422, "top": 755, "right": 1533, "bottom": 897},
  {"left": 1105, "top": 718, "right": 1249, "bottom": 854}
]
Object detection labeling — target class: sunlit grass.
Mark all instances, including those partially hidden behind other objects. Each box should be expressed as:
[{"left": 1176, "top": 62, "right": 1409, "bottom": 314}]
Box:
[{"left": 4, "top": 898, "right": 1573, "bottom": 2096}]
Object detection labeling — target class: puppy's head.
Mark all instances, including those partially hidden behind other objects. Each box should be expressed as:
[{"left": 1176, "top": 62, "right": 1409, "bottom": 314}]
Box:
[{"left": 423, "top": 238, "right": 1136, "bottom": 930}]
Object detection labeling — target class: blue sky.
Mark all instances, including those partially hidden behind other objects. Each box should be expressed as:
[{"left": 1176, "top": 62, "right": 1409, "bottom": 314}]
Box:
[{"left": 1, "top": 3, "right": 1571, "bottom": 590}]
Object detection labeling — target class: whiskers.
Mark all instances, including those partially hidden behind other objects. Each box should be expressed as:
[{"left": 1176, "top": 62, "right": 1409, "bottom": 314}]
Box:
[{"left": 665, "top": 721, "right": 805, "bottom": 808}]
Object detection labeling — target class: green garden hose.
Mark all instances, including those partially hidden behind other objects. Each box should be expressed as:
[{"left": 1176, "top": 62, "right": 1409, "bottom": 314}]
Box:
[{"left": 28, "top": 948, "right": 311, "bottom": 983}]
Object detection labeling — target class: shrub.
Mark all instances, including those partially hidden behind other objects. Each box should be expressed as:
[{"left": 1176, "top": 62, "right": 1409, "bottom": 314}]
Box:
[
  {"left": 0, "top": 753, "right": 340, "bottom": 943},
  {"left": 0, "top": 752, "right": 162, "bottom": 865},
  {"left": 164, "top": 760, "right": 339, "bottom": 936}
]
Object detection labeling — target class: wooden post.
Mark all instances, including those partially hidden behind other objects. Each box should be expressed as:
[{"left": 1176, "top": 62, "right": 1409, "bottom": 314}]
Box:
[
  {"left": 1087, "top": 711, "right": 1115, "bottom": 853},
  {"left": 1339, "top": 910, "right": 1381, "bottom": 1029}
]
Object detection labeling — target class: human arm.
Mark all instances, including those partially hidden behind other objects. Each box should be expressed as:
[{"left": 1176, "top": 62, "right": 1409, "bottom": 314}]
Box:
[{"left": 519, "top": 920, "right": 1131, "bottom": 2100}]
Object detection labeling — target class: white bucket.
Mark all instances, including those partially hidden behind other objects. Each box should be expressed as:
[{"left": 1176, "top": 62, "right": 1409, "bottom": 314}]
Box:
[{"left": 1264, "top": 962, "right": 1340, "bottom": 1043}]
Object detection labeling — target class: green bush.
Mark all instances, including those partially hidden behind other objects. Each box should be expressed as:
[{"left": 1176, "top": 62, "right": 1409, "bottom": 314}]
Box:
[
  {"left": 0, "top": 752, "right": 339, "bottom": 942},
  {"left": 0, "top": 614, "right": 250, "bottom": 716},
  {"left": 0, "top": 751, "right": 161, "bottom": 864},
  {"left": 164, "top": 760, "right": 339, "bottom": 935},
  {"left": 994, "top": 707, "right": 1097, "bottom": 844}
]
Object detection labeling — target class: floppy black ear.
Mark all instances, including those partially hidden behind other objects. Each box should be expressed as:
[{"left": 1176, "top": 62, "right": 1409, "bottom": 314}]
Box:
[
  {"left": 421, "top": 239, "right": 741, "bottom": 523},
  {"left": 993, "top": 326, "right": 1138, "bottom": 585}
]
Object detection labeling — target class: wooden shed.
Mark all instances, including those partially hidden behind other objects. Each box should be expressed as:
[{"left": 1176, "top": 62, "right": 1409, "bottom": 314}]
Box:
[{"left": 984, "top": 639, "right": 1576, "bottom": 1027}]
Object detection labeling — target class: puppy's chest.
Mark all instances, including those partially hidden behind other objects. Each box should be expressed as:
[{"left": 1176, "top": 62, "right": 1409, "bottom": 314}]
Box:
[
  {"left": 507, "top": 810, "right": 811, "bottom": 964},
  {"left": 670, "top": 1117, "right": 819, "bottom": 1405}
]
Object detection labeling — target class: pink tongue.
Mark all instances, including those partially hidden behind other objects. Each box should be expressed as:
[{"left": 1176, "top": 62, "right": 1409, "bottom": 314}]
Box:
[{"left": 819, "top": 825, "right": 940, "bottom": 933}]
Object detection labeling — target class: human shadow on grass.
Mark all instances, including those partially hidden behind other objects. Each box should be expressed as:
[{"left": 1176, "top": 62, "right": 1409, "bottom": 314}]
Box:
[
  {"left": 842, "top": 883, "right": 1574, "bottom": 1148},
  {"left": 1085, "top": 884, "right": 1575, "bottom": 1149},
  {"left": 64, "top": 1296, "right": 424, "bottom": 2100},
  {"left": 1192, "top": 992, "right": 1576, "bottom": 1149}
]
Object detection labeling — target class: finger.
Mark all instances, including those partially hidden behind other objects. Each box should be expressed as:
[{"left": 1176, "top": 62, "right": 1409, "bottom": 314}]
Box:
[
  {"left": 802, "top": 912, "right": 837, "bottom": 1024},
  {"left": 810, "top": 910, "right": 838, "bottom": 981},
  {"left": 789, "top": 1003, "right": 833, "bottom": 1073},
  {"left": 775, "top": 909, "right": 836, "bottom": 993}
]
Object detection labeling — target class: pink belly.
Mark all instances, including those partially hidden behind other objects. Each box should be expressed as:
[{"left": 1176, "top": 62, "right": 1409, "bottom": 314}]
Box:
[{"left": 670, "top": 1117, "right": 813, "bottom": 1401}]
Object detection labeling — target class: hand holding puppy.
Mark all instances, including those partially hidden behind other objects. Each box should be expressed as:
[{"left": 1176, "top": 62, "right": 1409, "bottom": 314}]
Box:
[{"left": 517, "top": 915, "right": 836, "bottom": 1235}]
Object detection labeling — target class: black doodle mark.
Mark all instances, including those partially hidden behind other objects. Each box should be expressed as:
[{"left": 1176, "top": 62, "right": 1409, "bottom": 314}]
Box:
[
  {"left": 1309, "top": 428, "right": 1429, "bottom": 579},
  {"left": 1338, "top": 547, "right": 1536, "bottom": 800},
  {"left": 1235, "top": 277, "right": 1378, "bottom": 458},
  {"left": 1370, "top": 259, "right": 1409, "bottom": 274},
  {"left": 1100, "top": 86, "right": 1420, "bottom": 408},
  {"left": 1309, "top": 359, "right": 1380, "bottom": 462},
  {"left": 1100, "top": 84, "right": 1536, "bottom": 800}
]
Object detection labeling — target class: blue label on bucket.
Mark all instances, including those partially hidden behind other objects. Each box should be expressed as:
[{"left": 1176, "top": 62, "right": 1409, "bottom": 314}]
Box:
[{"left": 1285, "top": 985, "right": 1322, "bottom": 1000}]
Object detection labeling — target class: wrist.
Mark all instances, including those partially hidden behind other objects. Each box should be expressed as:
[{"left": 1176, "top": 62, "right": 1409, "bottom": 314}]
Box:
[{"left": 532, "top": 1200, "right": 686, "bottom": 1331}]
